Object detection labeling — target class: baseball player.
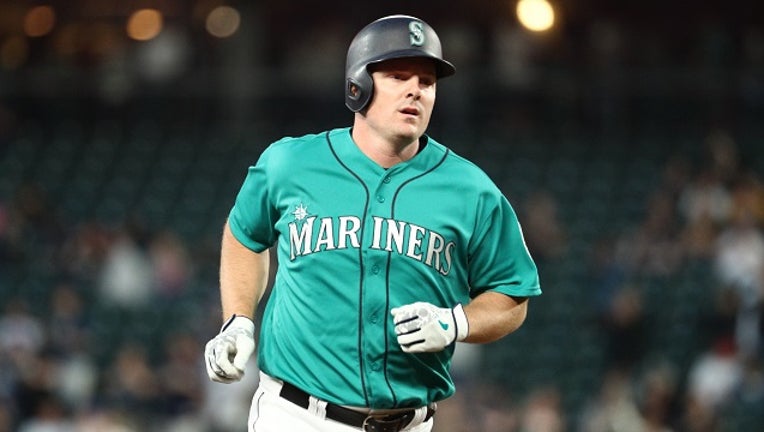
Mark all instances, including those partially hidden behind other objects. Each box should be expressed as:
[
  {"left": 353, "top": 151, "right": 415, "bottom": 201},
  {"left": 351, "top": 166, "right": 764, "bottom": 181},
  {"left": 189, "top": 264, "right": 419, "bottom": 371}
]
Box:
[{"left": 204, "top": 14, "right": 541, "bottom": 432}]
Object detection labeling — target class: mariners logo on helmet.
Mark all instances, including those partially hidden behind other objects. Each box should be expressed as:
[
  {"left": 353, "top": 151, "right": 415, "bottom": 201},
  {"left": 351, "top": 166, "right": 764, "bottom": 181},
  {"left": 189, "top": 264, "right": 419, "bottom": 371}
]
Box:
[
  {"left": 409, "top": 21, "right": 425, "bottom": 46},
  {"left": 344, "top": 15, "right": 456, "bottom": 112}
]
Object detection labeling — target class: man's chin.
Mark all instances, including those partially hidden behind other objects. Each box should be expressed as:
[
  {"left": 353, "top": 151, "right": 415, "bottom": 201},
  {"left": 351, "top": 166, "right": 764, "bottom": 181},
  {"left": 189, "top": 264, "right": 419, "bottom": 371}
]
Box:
[{"left": 394, "top": 124, "right": 426, "bottom": 141}]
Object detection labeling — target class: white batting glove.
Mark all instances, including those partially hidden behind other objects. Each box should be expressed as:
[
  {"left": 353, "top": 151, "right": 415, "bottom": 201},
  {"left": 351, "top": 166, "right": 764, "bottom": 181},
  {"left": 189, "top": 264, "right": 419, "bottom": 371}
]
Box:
[
  {"left": 205, "top": 315, "right": 255, "bottom": 383},
  {"left": 391, "top": 302, "right": 469, "bottom": 353}
]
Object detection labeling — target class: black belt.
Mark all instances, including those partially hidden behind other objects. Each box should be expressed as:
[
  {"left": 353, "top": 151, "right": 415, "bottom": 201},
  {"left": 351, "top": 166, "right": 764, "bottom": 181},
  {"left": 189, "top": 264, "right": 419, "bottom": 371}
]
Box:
[{"left": 279, "top": 381, "right": 435, "bottom": 432}]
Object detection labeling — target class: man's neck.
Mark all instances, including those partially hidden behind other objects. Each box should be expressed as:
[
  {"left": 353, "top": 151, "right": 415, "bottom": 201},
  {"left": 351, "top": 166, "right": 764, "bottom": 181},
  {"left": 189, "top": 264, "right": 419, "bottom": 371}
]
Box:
[{"left": 351, "top": 121, "right": 420, "bottom": 169}]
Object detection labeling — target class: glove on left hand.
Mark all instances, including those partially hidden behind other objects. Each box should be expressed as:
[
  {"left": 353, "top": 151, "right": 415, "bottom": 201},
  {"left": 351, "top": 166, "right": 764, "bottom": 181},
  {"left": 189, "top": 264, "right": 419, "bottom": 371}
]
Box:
[{"left": 391, "top": 302, "right": 469, "bottom": 353}]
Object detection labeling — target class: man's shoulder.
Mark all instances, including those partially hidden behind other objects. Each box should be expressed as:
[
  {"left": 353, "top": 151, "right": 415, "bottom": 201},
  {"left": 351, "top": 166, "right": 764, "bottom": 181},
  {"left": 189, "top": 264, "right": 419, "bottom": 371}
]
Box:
[
  {"left": 433, "top": 142, "right": 493, "bottom": 184},
  {"left": 271, "top": 129, "right": 332, "bottom": 147},
  {"left": 263, "top": 127, "right": 346, "bottom": 156}
]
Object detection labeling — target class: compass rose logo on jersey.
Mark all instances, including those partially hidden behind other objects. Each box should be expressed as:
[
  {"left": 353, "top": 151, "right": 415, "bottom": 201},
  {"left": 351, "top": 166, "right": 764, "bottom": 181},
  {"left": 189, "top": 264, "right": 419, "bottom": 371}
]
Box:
[{"left": 292, "top": 203, "right": 309, "bottom": 221}]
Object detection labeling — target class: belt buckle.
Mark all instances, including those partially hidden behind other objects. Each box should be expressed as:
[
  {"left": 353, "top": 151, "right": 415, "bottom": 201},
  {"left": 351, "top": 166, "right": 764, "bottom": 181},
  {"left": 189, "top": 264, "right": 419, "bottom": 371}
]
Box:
[
  {"left": 361, "top": 416, "right": 373, "bottom": 431},
  {"left": 361, "top": 413, "right": 407, "bottom": 432}
]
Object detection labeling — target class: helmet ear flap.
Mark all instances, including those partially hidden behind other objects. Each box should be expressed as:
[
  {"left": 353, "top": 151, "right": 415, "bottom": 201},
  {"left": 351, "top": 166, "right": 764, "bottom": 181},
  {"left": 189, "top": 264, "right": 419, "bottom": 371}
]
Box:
[
  {"left": 345, "top": 74, "right": 373, "bottom": 112},
  {"left": 347, "top": 80, "right": 361, "bottom": 102}
]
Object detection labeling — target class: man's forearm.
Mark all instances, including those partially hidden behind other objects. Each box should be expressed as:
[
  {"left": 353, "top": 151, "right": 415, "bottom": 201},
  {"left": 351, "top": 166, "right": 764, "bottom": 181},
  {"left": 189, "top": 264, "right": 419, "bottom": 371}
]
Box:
[
  {"left": 462, "top": 291, "right": 528, "bottom": 344},
  {"left": 219, "top": 221, "right": 270, "bottom": 321}
]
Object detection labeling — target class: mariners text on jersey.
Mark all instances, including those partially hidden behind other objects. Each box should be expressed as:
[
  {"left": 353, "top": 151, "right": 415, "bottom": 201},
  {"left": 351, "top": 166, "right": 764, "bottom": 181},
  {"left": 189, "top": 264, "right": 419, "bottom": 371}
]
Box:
[{"left": 288, "top": 214, "right": 455, "bottom": 275}]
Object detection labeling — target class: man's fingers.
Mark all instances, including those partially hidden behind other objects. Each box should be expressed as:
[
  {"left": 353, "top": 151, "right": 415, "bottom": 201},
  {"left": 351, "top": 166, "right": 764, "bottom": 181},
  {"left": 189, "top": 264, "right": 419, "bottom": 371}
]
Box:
[
  {"left": 400, "top": 342, "right": 426, "bottom": 353},
  {"left": 207, "top": 355, "right": 235, "bottom": 383},
  {"left": 395, "top": 320, "right": 422, "bottom": 335},
  {"left": 213, "top": 339, "right": 243, "bottom": 379},
  {"left": 232, "top": 335, "right": 255, "bottom": 370},
  {"left": 391, "top": 303, "right": 424, "bottom": 319},
  {"left": 206, "top": 343, "right": 237, "bottom": 383},
  {"left": 393, "top": 314, "right": 419, "bottom": 326},
  {"left": 397, "top": 330, "right": 425, "bottom": 347}
]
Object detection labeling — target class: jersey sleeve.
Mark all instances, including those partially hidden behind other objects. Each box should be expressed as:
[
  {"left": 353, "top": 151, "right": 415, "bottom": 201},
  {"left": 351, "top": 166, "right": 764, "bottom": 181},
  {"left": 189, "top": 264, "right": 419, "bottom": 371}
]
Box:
[
  {"left": 467, "top": 189, "right": 541, "bottom": 298},
  {"left": 227, "top": 148, "right": 279, "bottom": 252}
]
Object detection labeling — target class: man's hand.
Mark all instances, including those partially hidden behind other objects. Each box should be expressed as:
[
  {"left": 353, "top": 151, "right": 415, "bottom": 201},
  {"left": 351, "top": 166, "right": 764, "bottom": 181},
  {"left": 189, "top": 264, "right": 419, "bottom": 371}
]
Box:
[
  {"left": 204, "top": 315, "right": 255, "bottom": 383},
  {"left": 391, "top": 302, "right": 469, "bottom": 353}
]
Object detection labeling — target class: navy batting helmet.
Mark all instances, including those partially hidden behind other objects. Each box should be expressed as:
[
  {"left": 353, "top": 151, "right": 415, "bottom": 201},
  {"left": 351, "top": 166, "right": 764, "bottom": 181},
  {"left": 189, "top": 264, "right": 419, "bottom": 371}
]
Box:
[{"left": 345, "top": 15, "right": 456, "bottom": 112}]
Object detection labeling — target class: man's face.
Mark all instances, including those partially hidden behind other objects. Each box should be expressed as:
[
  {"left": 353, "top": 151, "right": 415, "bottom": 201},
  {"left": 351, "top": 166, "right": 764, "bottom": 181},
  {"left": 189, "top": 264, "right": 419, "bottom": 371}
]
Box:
[{"left": 363, "top": 57, "right": 438, "bottom": 144}]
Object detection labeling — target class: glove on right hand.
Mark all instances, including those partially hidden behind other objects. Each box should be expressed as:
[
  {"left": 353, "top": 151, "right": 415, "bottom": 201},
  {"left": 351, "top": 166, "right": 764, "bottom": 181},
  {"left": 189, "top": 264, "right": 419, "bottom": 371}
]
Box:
[
  {"left": 204, "top": 315, "right": 255, "bottom": 383},
  {"left": 391, "top": 302, "right": 469, "bottom": 353}
]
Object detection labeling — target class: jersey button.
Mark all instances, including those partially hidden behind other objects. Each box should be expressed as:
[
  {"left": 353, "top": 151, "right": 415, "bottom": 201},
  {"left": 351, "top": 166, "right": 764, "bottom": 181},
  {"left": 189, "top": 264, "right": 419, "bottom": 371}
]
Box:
[
  {"left": 383, "top": 176, "right": 391, "bottom": 184},
  {"left": 376, "top": 195, "right": 385, "bottom": 203},
  {"left": 370, "top": 313, "right": 378, "bottom": 323},
  {"left": 371, "top": 264, "right": 380, "bottom": 274}
]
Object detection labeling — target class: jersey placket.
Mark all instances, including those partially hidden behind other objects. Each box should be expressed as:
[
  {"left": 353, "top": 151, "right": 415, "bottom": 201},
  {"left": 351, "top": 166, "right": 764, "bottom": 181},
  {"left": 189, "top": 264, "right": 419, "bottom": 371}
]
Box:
[{"left": 359, "top": 169, "right": 397, "bottom": 406}]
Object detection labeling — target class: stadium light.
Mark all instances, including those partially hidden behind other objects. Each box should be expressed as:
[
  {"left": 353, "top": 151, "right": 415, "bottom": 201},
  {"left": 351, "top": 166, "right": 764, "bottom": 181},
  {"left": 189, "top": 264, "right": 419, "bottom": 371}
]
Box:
[
  {"left": 516, "top": 0, "right": 556, "bottom": 32},
  {"left": 206, "top": 6, "right": 241, "bottom": 38},
  {"left": 24, "top": 5, "right": 56, "bottom": 38},
  {"left": 127, "top": 8, "right": 163, "bottom": 41}
]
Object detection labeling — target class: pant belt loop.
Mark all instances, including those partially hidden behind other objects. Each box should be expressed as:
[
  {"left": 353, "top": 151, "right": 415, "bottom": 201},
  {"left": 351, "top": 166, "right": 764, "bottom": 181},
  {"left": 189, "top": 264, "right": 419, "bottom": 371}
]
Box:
[{"left": 308, "top": 395, "right": 328, "bottom": 419}]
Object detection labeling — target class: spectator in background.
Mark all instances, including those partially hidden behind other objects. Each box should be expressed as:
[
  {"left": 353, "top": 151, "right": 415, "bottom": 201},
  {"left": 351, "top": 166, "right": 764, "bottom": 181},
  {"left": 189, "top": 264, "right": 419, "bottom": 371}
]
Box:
[
  {"left": 47, "top": 283, "right": 90, "bottom": 357},
  {"left": 45, "top": 284, "right": 98, "bottom": 418},
  {"left": 650, "top": 155, "right": 718, "bottom": 262},
  {"left": 10, "top": 183, "right": 65, "bottom": 259},
  {"left": 699, "top": 286, "right": 741, "bottom": 353},
  {"left": 0, "top": 298, "right": 45, "bottom": 360},
  {"left": 580, "top": 364, "right": 680, "bottom": 432},
  {"left": 100, "top": 343, "right": 160, "bottom": 429},
  {"left": 728, "top": 171, "right": 764, "bottom": 224},
  {"left": 686, "top": 337, "right": 743, "bottom": 424},
  {"left": 157, "top": 332, "right": 204, "bottom": 418},
  {"left": 678, "top": 166, "right": 732, "bottom": 227},
  {"left": 518, "top": 386, "right": 566, "bottom": 432},
  {"left": 614, "top": 190, "right": 684, "bottom": 278},
  {"left": 12, "top": 351, "right": 73, "bottom": 432},
  {"left": 57, "top": 221, "right": 112, "bottom": 287},
  {"left": 598, "top": 283, "right": 648, "bottom": 374},
  {"left": 148, "top": 230, "right": 192, "bottom": 300},
  {"left": 712, "top": 174, "right": 764, "bottom": 360},
  {"left": 520, "top": 189, "right": 569, "bottom": 263},
  {"left": 97, "top": 224, "right": 154, "bottom": 311},
  {"left": 16, "top": 393, "right": 75, "bottom": 432},
  {"left": 702, "top": 129, "right": 741, "bottom": 188},
  {"left": 579, "top": 369, "right": 645, "bottom": 432},
  {"left": 472, "top": 383, "right": 519, "bottom": 432},
  {"left": 635, "top": 362, "right": 679, "bottom": 432},
  {"left": 679, "top": 211, "right": 719, "bottom": 262}
]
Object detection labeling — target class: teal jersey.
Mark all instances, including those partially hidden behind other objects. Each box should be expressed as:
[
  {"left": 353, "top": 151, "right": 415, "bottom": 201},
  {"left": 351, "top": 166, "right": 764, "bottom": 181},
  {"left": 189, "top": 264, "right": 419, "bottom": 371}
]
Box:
[{"left": 228, "top": 127, "right": 541, "bottom": 409}]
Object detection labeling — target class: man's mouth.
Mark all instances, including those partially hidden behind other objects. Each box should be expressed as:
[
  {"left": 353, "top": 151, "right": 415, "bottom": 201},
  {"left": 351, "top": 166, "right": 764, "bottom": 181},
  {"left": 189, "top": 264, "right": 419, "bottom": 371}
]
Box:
[{"left": 400, "top": 107, "right": 419, "bottom": 116}]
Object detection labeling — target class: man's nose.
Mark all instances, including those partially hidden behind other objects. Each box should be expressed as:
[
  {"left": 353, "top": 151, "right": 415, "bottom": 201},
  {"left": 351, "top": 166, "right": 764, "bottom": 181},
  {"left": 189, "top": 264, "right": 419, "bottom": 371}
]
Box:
[{"left": 406, "top": 77, "right": 423, "bottom": 99}]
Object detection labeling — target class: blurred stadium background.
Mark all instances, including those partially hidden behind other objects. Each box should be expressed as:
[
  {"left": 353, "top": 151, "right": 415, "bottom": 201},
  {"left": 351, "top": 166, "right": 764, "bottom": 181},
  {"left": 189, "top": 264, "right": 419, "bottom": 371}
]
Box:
[{"left": 1, "top": 1, "right": 764, "bottom": 431}]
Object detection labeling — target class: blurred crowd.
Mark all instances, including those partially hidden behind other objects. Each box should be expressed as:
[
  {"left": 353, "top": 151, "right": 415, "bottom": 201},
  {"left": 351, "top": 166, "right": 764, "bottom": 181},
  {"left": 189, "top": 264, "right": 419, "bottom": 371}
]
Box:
[
  {"left": 1, "top": 122, "right": 763, "bottom": 432},
  {"left": 434, "top": 128, "right": 764, "bottom": 431},
  {"left": 0, "top": 181, "right": 258, "bottom": 431},
  {"left": 575, "top": 129, "right": 764, "bottom": 432}
]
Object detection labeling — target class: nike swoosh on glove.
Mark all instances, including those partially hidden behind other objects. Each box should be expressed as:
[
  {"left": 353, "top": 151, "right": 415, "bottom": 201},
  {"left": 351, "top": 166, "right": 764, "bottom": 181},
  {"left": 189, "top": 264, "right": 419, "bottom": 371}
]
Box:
[
  {"left": 205, "top": 315, "right": 255, "bottom": 383},
  {"left": 391, "top": 302, "right": 469, "bottom": 353}
]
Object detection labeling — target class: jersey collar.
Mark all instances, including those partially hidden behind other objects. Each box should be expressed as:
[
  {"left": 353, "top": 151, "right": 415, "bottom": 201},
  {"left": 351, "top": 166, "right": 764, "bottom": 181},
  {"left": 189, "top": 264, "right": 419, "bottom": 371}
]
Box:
[{"left": 327, "top": 127, "right": 446, "bottom": 177}]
